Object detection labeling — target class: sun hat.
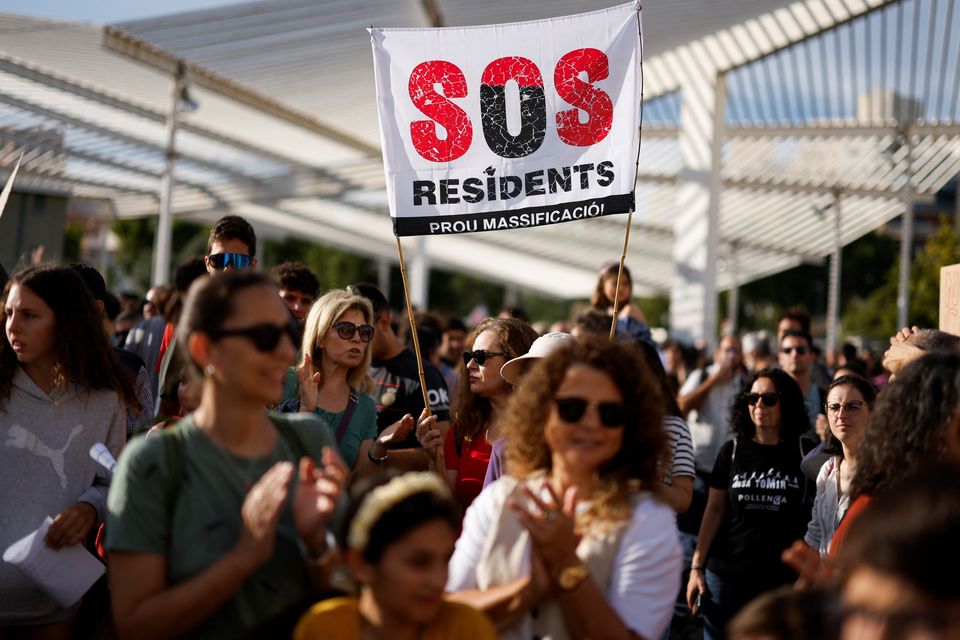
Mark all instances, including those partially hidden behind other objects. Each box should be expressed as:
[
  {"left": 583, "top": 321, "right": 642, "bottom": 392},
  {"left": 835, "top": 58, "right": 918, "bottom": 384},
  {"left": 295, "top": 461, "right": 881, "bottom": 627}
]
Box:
[{"left": 499, "top": 332, "right": 574, "bottom": 385}]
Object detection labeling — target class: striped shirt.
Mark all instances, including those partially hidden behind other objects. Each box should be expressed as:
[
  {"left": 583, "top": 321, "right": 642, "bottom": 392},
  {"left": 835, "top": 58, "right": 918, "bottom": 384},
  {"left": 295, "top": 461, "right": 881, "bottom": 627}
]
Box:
[{"left": 663, "top": 415, "right": 696, "bottom": 485}]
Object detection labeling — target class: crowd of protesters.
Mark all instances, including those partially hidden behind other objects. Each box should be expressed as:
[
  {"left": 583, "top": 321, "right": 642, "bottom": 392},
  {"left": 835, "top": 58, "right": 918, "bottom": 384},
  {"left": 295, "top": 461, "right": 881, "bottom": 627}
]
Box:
[{"left": 2, "top": 213, "right": 959, "bottom": 640}]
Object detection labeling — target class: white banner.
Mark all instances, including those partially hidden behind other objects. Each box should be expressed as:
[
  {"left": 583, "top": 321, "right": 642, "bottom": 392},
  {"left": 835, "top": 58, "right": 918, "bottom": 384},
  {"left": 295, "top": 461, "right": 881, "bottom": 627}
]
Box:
[{"left": 370, "top": 2, "right": 641, "bottom": 237}]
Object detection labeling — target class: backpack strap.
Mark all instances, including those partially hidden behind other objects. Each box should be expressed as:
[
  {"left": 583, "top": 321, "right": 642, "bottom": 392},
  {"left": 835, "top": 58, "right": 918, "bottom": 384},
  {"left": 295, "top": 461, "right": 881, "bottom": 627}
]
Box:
[
  {"left": 333, "top": 392, "right": 359, "bottom": 446},
  {"left": 160, "top": 423, "right": 187, "bottom": 546}
]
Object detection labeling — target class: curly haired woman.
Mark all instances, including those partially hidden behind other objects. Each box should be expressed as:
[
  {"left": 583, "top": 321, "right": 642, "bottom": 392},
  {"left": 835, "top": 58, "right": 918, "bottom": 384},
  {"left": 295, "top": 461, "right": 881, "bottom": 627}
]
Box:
[
  {"left": 446, "top": 336, "right": 682, "bottom": 640},
  {"left": 686, "top": 368, "right": 810, "bottom": 640}
]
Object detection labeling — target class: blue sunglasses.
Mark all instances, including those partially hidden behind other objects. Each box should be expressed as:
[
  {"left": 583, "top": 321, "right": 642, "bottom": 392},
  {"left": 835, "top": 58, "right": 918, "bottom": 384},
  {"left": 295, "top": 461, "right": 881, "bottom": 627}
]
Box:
[{"left": 208, "top": 252, "right": 252, "bottom": 270}]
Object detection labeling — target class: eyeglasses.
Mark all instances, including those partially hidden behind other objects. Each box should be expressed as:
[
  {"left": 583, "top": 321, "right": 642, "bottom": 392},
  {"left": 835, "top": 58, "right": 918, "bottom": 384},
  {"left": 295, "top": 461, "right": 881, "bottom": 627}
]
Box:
[
  {"left": 781, "top": 346, "right": 809, "bottom": 356},
  {"left": 210, "top": 321, "right": 297, "bottom": 352},
  {"left": 553, "top": 397, "right": 628, "bottom": 428},
  {"left": 333, "top": 321, "right": 375, "bottom": 342},
  {"left": 746, "top": 392, "right": 779, "bottom": 407},
  {"left": 207, "top": 253, "right": 252, "bottom": 270},
  {"left": 825, "top": 400, "right": 864, "bottom": 415},
  {"left": 462, "top": 349, "right": 507, "bottom": 366}
]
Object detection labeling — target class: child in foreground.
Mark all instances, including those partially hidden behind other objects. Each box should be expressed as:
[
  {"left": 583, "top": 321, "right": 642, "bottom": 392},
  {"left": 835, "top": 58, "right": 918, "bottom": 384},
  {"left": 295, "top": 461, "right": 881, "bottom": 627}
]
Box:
[{"left": 295, "top": 471, "right": 496, "bottom": 640}]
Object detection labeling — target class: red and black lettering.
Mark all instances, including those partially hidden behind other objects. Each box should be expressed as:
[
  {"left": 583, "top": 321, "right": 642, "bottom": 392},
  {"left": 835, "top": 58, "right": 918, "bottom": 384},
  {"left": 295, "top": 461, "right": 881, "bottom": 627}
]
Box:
[
  {"left": 408, "top": 60, "right": 473, "bottom": 162},
  {"left": 554, "top": 48, "right": 613, "bottom": 146}
]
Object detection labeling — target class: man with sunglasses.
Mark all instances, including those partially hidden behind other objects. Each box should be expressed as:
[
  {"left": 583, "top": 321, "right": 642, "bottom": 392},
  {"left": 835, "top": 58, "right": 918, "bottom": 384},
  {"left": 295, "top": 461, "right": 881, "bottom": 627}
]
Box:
[
  {"left": 204, "top": 215, "right": 257, "bottom": 275},
  {"left": 351, "top": 283, "right": 450, "bottom": 471},
  {"left": 778, "top": 330, "right": 826, "bottom": 435}
]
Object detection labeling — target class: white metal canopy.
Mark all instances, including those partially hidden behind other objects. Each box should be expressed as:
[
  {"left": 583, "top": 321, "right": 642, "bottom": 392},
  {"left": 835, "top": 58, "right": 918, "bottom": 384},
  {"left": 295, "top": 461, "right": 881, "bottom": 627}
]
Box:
[{"left": 1, "top": 0, "right": 958, "bottom": 304}]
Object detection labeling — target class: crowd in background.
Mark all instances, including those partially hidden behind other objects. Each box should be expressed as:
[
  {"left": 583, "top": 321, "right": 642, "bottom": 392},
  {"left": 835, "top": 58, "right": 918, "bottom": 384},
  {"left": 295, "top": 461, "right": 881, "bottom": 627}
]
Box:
[{"left": 1, "top": 213, "right": 959, "bottom": 640}]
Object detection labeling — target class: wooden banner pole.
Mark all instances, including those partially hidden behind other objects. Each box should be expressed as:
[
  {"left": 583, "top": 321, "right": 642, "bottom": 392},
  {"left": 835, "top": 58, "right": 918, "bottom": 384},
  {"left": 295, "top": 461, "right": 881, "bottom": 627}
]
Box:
[
  {"left": 608, "top": 211, "right": 634, "bottom": 341},
  {"left": 395, "top": 236, "right": 444, "bottom": 474}
]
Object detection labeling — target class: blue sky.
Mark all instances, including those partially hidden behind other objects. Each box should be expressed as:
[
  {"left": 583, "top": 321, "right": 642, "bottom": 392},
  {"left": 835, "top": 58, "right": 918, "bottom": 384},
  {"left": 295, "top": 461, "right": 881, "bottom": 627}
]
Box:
[{"left": 2, "top": 0, "right": 239, "bottom": 24}]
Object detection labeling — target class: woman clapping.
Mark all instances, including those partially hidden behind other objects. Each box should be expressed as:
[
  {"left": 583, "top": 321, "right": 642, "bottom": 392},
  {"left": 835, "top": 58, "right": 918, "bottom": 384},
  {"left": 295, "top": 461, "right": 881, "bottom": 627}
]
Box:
[
  {"left": 107, "top": 272, "right": 346, "bottom": 639},
  {"left": 446, "top": 336, "right": 682, "bottom": 640}
]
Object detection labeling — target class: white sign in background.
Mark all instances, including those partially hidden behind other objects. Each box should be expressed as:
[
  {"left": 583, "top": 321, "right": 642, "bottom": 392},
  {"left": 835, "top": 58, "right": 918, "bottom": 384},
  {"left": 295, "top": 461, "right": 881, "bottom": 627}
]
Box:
[{"left": 370, "top": 2, "right": 642, "bottom": 237}]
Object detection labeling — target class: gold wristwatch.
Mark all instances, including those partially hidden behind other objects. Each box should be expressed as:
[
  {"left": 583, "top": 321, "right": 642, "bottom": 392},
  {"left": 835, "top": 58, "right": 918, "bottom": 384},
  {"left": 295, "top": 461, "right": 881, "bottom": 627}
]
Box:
[{"left": 557, "top": 563, "right": 589, "bottom": 592}]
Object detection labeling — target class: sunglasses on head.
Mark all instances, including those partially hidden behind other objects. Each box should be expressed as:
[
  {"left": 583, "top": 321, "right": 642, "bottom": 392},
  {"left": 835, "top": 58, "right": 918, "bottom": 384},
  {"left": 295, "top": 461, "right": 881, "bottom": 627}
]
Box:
[
  {"left": 553, "top": 397, "right": 628, "bottom": 428},
  {"left": 207, "top": 252, "right": 252, "bottom": 270},
  {"left": 462, "top": 349, "right": 507, "bottom": 366},
  {"left": 781, "top": 346, "right": 809, "bottom": 356},
  {"left": 210, "top": 321, "right": 297, "bottom": 352},
  {"left": 333, "top": 321, "right": 375, "bottom": 342},
  {"left": 746, "top": 392, "right": 779, "bottom": 407}
]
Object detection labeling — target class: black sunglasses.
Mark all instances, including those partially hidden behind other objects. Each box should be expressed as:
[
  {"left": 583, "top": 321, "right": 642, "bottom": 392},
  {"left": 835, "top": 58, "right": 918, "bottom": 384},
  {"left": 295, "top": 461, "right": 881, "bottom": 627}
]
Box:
[
  {"left": 207, "top": 252, "right": 252, "bottom": 270},
  {"left": 333, "top": 321, "right": 375, "bottom": 342},
  {"left": 210, "top": 321, "right": 297, "bottom": 352},
  {"left": 462, "top": 349, "right": 507, "bottom": 366},
  {"left": 553, "top": 397, "right": 627, "bottom": 428},
  {"left": 746, "top": 392, "right": 779, "bottom": 407},
  {"left": 781, "top": 346, "right": 809, "bottom": 356}
]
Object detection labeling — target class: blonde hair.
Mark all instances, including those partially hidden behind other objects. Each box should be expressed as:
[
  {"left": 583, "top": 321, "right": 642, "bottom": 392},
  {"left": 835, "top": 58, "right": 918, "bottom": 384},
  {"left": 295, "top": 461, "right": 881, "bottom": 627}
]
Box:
[{"left": 301, "top": 289, "right": 374, "bottom": 391}]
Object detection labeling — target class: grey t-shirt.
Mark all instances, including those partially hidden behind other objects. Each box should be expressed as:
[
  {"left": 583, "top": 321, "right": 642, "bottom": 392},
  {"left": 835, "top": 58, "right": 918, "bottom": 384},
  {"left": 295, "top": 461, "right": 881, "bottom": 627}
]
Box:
[{"left": 106, "top": 412, "right": 338, "bottom": 639}]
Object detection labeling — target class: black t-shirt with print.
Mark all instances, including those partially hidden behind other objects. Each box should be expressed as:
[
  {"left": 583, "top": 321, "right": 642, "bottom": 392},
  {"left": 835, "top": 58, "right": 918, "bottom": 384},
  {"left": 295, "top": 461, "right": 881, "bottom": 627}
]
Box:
[
  {"left": 366, "top": 348, "right": 450, "bottom": 449},
  {"left": 707, "top": 438, "right": 808, "bottom": 585}
]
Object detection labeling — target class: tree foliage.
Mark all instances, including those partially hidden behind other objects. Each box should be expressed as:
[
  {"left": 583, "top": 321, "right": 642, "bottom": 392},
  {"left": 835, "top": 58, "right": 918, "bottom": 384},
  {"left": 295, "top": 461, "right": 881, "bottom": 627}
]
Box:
[
  {"left": 111, "top": 218, "right": 209, "bottom": 291},
  {"left": 842, "top": 217, "right": 960, "bottom": 340}
]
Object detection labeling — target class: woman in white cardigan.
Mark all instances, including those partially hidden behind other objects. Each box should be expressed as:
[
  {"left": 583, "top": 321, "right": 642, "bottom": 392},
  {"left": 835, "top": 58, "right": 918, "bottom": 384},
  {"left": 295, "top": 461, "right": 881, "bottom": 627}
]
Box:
[
  {"left": 803, "top": 374, "right": 876, "bottom": 556},
  {"left": 445, "top": 337, "right": 681, "bottom": 640}
]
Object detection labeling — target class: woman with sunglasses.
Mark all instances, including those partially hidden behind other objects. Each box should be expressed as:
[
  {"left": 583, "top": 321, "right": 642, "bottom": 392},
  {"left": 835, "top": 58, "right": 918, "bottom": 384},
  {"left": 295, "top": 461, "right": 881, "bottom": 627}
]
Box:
[
  {"left": 106, "top": 272, "right": 346, "bottom": 640},
  {"left": 280, "top": 288, "right": 413, "bottom": 473},
  {"left": 417, "top": 317, "right": 537, "bottom": 509},
  {"left": 446, "top": 336, "right": 682, "bottom": 640},
  {"left": 686, "top": 368, "right": 810, "bottom": 640}
]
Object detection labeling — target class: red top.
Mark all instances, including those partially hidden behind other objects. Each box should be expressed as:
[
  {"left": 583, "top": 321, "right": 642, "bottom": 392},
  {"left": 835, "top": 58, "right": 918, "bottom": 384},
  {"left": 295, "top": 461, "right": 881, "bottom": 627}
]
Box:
[
  {"left": 156, "top": 322, "right": 175, "bottom": 373},
  {"left": 828, "top": 493, "right": 873, "bottom": 559},
  {"left": 444, "top": 426, "right": 492, "bottom": 509}
]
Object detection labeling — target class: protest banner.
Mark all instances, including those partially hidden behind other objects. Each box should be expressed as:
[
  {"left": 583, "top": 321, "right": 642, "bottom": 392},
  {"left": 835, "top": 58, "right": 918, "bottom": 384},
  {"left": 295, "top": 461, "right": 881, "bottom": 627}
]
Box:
[
  {"left": 369, "top": 4, "right": 643, "bottom": 428},
  {"left": 370, "top": 1, "right": 642, "bottom": 237}
]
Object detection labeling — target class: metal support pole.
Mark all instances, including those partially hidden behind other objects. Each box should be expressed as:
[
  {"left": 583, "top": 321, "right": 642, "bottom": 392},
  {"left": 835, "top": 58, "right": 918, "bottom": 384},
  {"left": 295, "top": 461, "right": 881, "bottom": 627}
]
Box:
[
  {"left": 896, "top": 128, "right": 915, "bottom": 329},
  {"left": 98, "top": 221, "right": 110, "bottom": 280},
  {"left": 668, "top": 69, "right": 724, "bottom": 349},
  {"left": 726, "top": 242, "right": 739, "bottom": 335},
  {"left": 152, "top": 62, "right": 185, "bottom": 286},
  {"left": 504, "top": 284, "right": 519, "bottom": 308},
  {"left": 826, "top": 192, "right": 843, "bottom": 354},
  {"left": 377, "top": 258, "right": 391, "bottom": 296},
  {"left": 409, "top": 235, "right": 430, "bottom": 310},
  {"left": 704, "top": 72, "right": 727, "bottom": 350},
  {"left": 954, "top": 175, "right": 960, "bottom": 235}
]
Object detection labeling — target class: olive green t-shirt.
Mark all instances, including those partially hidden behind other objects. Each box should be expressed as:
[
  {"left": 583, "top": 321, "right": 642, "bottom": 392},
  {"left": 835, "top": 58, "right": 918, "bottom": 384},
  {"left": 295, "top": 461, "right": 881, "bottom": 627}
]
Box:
[{"left": 106, "top": 412, "right": 338, "bottom": 639}]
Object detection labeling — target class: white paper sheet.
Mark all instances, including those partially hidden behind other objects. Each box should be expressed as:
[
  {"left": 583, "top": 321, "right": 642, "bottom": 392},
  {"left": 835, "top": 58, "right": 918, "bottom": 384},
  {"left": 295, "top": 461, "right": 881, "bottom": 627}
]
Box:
[{"left": 2, "top": 517, "right": 105, "bottom": 607}]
